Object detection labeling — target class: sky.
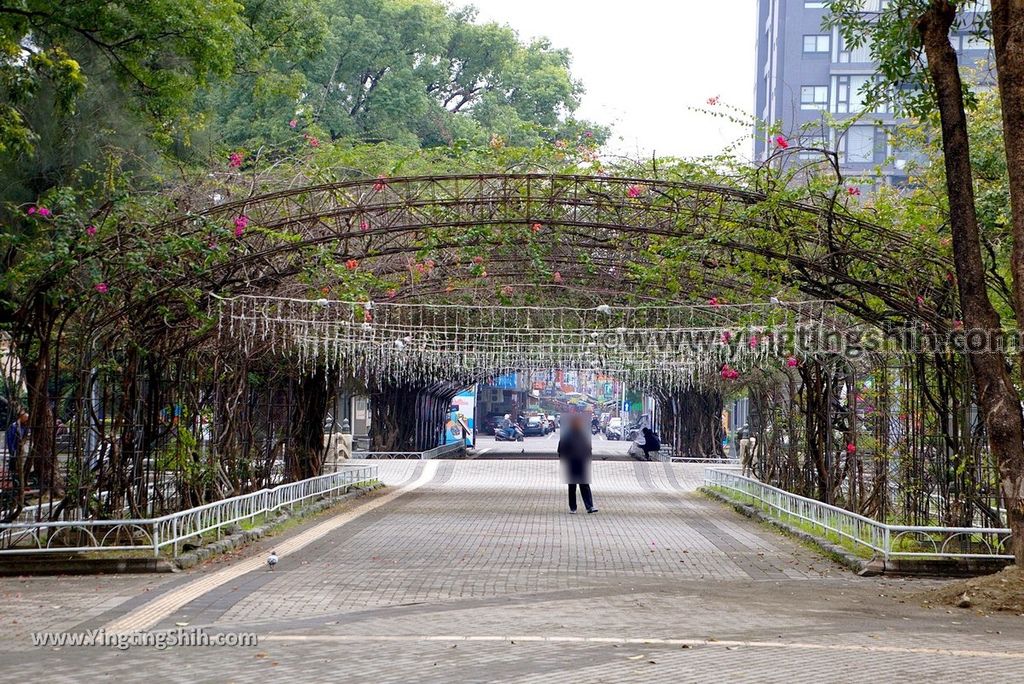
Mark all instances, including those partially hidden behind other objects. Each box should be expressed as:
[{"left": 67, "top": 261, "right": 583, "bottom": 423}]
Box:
[{"left": 465, "top": 0, "right": 757, "bottom": 160}]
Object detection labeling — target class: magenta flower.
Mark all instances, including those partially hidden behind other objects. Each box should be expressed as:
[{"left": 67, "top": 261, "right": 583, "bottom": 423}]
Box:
[
  {"left": 26, "top": 207, "right": 35, "bottom": 215},
  {"left": 720, "top": 330, "right": 732, "bottom": 344},
  {"left": 584, "top": 130, "right": 594, "bottom": 138},
  {"left": 707, "top": 96, "right": 720, "bottom": 106},
  {"left": 775, "top": 135, "right": 789, "bottom": 149},
  {"left": 627, "top": 185, "right": 643, "bottom": 198},
  {"left": 720, "top": 364, "right": 740, "bottom": 380},
  {"left": 553, "top": 271, "right": 563, "bottom": 284},
  {"left": 234, "top": 214, "right": 249, "bottom": 238},
  {"left": 85, "top": 225, "right": 97, "bottom": 237},
  {"left": 308, "top": 136, "right": 320, "bottom": 148},
  {"left": 373, "top": 175, "right": 388, "bottom": 192},
  {"left": 289, "top": 119, "right": 298, "bottom": 129},
  {"left": 709, "top": 297, "right": 720, "bottom": 307},
  {"left": 748, "top": 335, "right": 759, "bottom": 349},
  {"left": 786, "top": 356, "right": 799, "bottom": 368},
  {"left": 38, "top": 207, "right": 51, "bottom": 217},
  {"left": 847, "top": 186, "right": 861, "bottom": 196},
  {"left": 228, "top": 151, "right": 244, "bottom": 168},
  {"left": 27, "top": 205, "right": 51, "bottom": 217},
  {"left": 360, "top": 220, "right": 369, "bottom": 232},
  {"left": 846, "top": 443, "right": 857, "bottom": 454},
  {"left": 94, "top": 282, "right": 109, "bottom": 294}
]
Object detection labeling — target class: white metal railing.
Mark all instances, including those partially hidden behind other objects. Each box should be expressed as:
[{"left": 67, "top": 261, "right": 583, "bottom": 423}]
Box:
[
  {"left": 705, "top": 468, "right": 1013, "bottom": 562},
  {"left": 0, "top": 463, "right": 377, "bottom": 558},
  {"left": 351, "top": 441, "right": 465, "bottom": 460}
]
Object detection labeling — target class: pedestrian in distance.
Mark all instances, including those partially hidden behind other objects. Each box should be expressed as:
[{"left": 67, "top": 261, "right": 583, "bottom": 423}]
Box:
[
  {"left": 4, "top": 410, "right": 29, "bottom": 490},
  {"left": 558, "top": 414, "right": 598, "bottom": 514}
]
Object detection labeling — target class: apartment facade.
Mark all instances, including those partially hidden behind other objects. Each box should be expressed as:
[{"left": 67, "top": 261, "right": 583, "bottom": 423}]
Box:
[{"left": 754, "top": 0, "right": 992, "bottom": 185}]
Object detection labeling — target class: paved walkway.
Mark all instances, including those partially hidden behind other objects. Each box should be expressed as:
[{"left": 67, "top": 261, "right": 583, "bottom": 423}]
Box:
[{"left": 2, "top": 461, "right": 1022, "bottom": 683}]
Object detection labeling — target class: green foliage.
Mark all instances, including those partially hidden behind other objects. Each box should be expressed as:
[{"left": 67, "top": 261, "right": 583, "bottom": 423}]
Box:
[{"left": 202, "top": 0, "right": 607, "bottom": 150}]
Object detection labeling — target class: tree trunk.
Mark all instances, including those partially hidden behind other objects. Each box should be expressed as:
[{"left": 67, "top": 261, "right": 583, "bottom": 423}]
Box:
[
  {"left": 920, "top": 0, "right": 1024, "bottom": 563},
  {"left": 287, "top": 366, "right": 338, "bottom": 481},
  {"left": 674, "top": 388, "right": 725, "bottom": 460},
  {"left": 369, "top": 383, "right": 420, "bottom": 452}
]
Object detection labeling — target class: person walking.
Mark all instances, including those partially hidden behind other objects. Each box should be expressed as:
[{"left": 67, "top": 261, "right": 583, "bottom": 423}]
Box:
[
  {"left": 5, "top": 410, "right": 28, "bottom": 490},
  {"left": 557, "top": 414, "right": 598, "bottom": 514}
]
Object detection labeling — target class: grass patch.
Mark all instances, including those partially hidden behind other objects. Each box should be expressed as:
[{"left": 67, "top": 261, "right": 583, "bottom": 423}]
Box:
[{"left": 705, "top": 485, "right": 875, "bottom": 560}]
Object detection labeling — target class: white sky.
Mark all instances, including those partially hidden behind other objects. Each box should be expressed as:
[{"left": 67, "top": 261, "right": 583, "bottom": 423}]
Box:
[{"left": 465, "top": 0, "right": 757, "bottom": 160}]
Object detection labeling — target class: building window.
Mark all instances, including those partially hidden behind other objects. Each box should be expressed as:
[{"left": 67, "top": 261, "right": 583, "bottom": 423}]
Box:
[
  {"left": 801, "top": 85, "right": 829, "bottom": 110},
  {"left": 841, "top": 125, "right": 885, "bottom": 164},
  {"left": 837, "top": 35, "right": 873, "bottom": 63},
  {"left": 833, "top": 74, "right": 882, "bottom": 113},
  {"left": 803, "top": 34, "right": 830, "bottom": 53}
]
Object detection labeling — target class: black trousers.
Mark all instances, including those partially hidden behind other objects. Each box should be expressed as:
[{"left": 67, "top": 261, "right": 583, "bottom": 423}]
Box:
[{"left": 567, "top": 483, "right": 594, "bottom": 511}]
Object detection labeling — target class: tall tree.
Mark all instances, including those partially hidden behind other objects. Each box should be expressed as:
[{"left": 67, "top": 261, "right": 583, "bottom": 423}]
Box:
[{"left": 827, "top": 0, "right": 1024, "bottom": 562}]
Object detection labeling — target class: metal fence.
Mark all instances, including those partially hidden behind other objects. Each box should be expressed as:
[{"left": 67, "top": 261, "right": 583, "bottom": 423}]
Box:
[
  {"left": 704, "top": 468, "right": 1013, "bottom": 562},
  {"left": 0, "top": 463, "right": 377, "bottom": 557}
]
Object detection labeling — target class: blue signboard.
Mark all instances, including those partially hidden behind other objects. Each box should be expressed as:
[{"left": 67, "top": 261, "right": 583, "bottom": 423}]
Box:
[{"left": 494, "top": 373, "right": 518, "bottom": 389}]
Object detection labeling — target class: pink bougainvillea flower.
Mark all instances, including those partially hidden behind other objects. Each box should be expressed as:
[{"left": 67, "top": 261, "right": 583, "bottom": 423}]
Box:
[
  {"left": 531, "top": 222, "right": 542, "bottom": 233},
  {"left": 233, "top": 215, "right": 249, "bottom": 237},
  {"left": 345, "top": 259, "right": 359, "bottom": 270},
  {"left": 228, "top": 151, "right": 244, "bottom": 168},
  {"left": 748, "top": 335, "right": 759, "bottom": 349},
  {"left": 360, "top": 220, "right": 369, "bottom": 231},
  {"left": 709, "top": 297, "right": 721, "bottom": 307},
  {"left": 289, "top": 118, "right": 298, "bottom": 129},
  {"left": 720, "top": 364, "right": 740, "bottom": 380},
  {"left": 627, "top": 184, "right": 643, "bottom": 198},
  {"left": 721, "top": 330, "right": 732, "bottom": 344},
  {"left": 94, "top": 282, "right": 109, "bottom": 294},
  {"left": 307, "top": 136, "right": 320, "bottom": 148},
  {"left": 553, "top": 271, "right": 563, "bottom": 284},
  {"left": 946, "top": 271, "right": 955, "bottom": 283},
  {"left": 26, "top": 206, "right": 36, "bottom": 215},
  {"left": 915, "top": 295, "right": 925, "bottom": 306},
  {"left": 953, "top": 319, "right": 964, "bottom": 331},
  {"left": 373, "top": 175, "right": 388, "bottom": 192},
  {"left": 37, "top": 207, "right": 51, "bottom": 217},
  {"left": 472, "top": 256, "right": 484, "bottom": 265},
  {"left": 786, "top": 356, "right": 799, "bottom": 367},
  {"left": 775, "top": 135, "right": 789, "bottom": 149},
  {"left": 387, "top": 288, "right": 398, "bottom": 299},
  {"left": 846, "top": 443, "right": 857, "bottom": 454},
  {"left": 364, "top": 309, "right": 373, "bottom": 322},
  {"left": 208, "top": 241, "right": 218, "bottom": 250},
  {"left": 584, "top": 130, "right": 594, "bottom": 138},
  {"left": 707, "top": 95, "right": 720, "bottom": 106},
  {"left": 847, "top": 186, "right": 862, "bottom": 196},
  {"left": 85, "top": 225, "right": 97, "bottom": 237}
]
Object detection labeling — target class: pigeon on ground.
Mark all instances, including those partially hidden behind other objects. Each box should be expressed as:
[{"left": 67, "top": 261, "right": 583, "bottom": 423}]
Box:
[{"left": 267, "top": 551, "right": 279, "bottom": 570}]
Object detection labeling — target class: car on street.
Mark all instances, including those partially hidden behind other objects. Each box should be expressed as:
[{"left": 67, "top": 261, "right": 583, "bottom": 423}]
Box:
[{"left": 523, "top": 415, "right": 547, "bottom": 436}]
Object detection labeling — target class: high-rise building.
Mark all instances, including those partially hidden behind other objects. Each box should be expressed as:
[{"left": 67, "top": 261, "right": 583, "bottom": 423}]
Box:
[{"left": 754, "top": 0, "right": 992, "bottom": 186}]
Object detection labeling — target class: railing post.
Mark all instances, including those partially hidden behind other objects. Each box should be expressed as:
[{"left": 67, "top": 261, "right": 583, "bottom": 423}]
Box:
[
  {"left": 172, "top": 516, "right": 179, "bottom": 557},
  {"left": 883, "top": 526, "right": 891, "bottom": 562},
  {"left": 153, "top": 524, "right": 160, "bottom": 558}
]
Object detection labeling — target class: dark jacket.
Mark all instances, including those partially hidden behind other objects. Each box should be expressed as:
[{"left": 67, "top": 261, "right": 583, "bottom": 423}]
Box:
[
  {"left": 6, "top": 421, "right": 25, "bottom": 458},
  {"left": 641, "top": 428, "right": 661, "bottom": 452},
  {"left": 557, "top": 429, "right": 592, "bottom": 484}
]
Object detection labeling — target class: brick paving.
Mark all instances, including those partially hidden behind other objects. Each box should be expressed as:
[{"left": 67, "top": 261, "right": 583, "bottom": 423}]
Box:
[{"left": 1, "top": 460, "right": 1022, "bottom": 682}]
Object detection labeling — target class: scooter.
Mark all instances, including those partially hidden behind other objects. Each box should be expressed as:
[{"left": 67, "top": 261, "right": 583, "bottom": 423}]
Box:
[{"left": 494, "top": 425, "right": 524, "bottom": 442}]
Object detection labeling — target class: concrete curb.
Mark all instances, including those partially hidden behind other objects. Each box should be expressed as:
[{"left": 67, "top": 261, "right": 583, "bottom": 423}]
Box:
[
  {"left": 174, "top": 481, "right": 384, "bottom": 570},
  {"left": 699, "top": 487, "right": 873, "bottom": 574}
]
